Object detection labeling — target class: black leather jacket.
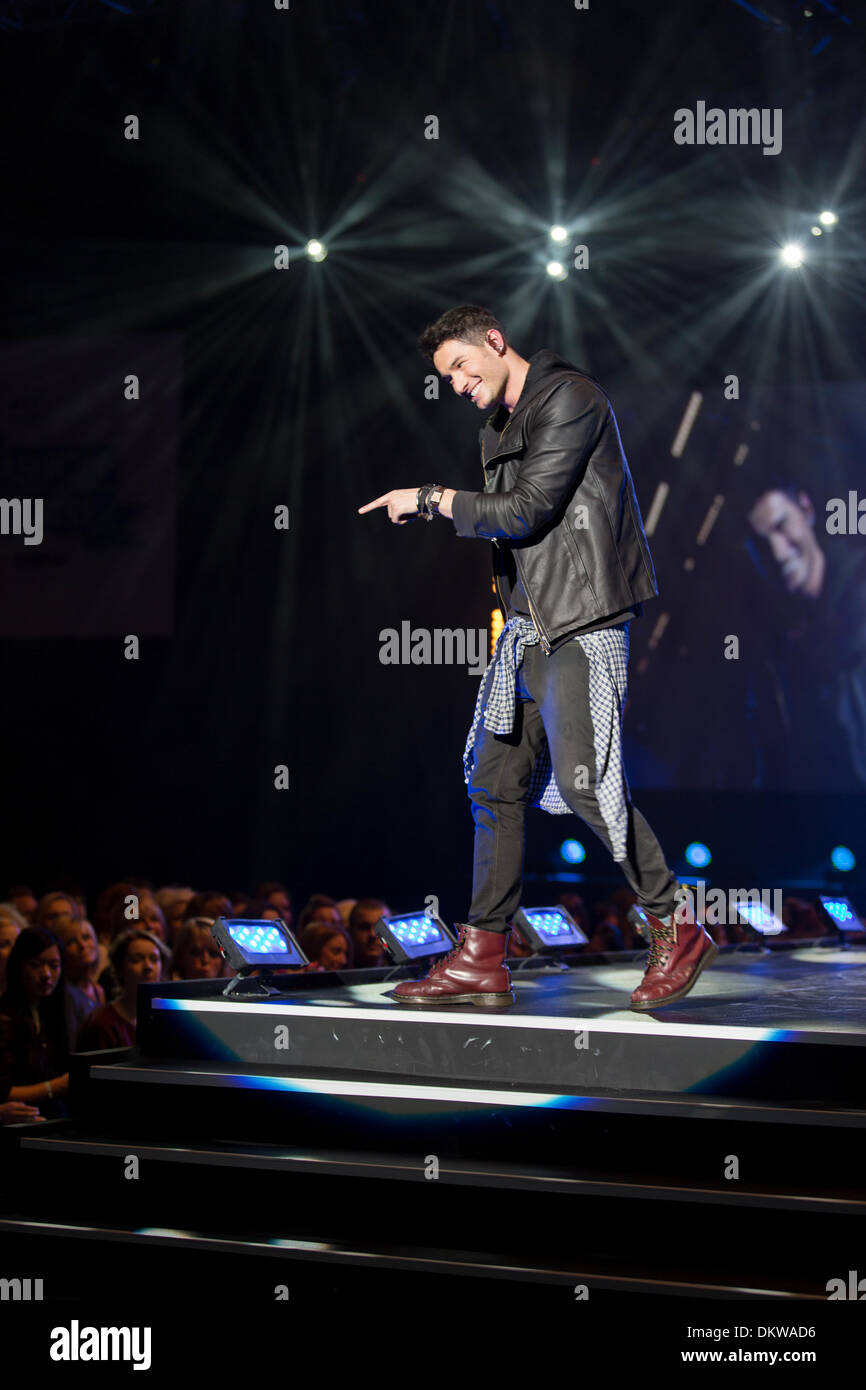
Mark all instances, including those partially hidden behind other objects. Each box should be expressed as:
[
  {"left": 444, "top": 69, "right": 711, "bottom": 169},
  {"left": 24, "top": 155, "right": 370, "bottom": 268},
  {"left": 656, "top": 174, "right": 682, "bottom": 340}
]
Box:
[{"left": 450, "top": 350, "right": 659, "bottom": 654}]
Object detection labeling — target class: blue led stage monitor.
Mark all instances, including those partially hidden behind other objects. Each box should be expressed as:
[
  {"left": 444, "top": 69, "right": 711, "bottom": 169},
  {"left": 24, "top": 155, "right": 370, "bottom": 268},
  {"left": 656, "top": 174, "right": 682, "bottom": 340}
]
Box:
[
  {"left": 376, "top": 910, "right": 456, "bottom": 964},
  {"left": 514, "top": 906, "right": 589, "bottom": 951},
  {"left": 213, "top": 917, "right": 307, "bottom": 971},
  {"left": 819, "top": 896, "right": 862, "bottom": 934}
]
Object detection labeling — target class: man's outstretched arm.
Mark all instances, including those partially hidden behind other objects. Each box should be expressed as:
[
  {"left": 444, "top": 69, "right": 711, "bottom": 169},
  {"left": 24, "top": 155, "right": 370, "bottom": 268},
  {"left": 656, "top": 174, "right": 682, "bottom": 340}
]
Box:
[
  {"left": 358, "top": 487, "right": 456, "bottom": 524},
  {"left": 358, "top": 378, "right": 604, "bottom": 536}
]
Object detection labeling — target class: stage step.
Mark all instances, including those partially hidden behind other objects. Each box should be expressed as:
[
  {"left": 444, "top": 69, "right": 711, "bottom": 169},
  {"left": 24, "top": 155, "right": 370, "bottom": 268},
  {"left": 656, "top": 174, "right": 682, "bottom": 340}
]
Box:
[
  {"left": 1, "top": 1123, "right": 860, "bottom": 1304},
  {"left": 16, "top": 1129, "right": 866, "bottom": 1216}
]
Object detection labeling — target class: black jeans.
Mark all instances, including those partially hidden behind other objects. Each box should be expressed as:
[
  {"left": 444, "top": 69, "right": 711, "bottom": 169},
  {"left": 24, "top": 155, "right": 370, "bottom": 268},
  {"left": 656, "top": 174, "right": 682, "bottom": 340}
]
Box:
[{"left": 466, "top": 631, "right": 677, "bottom": 932}]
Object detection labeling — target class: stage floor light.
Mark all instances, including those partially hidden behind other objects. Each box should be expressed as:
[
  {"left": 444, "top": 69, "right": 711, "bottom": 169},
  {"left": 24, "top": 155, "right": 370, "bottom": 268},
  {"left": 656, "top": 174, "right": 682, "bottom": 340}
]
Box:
[
  {"left": 818, "top": 895, "right": 864, "bottom": 939},
  {"left": 513, "top": 906, "right": 589, "bottom": 953},
  {"left": 374, "top": 909, "right": 456, "bottom": 965},
  {"left": 730, "top": 897, "right": 786, "bottom": 938},
  {"left": 549, "top": 224, "right": 568, "bottom": 243},
  {"left": 212, "top": 916, "right": 308, "bottom": 997},
  {"left": 305, "top": 239, "right": 327, "bottom": 261}
]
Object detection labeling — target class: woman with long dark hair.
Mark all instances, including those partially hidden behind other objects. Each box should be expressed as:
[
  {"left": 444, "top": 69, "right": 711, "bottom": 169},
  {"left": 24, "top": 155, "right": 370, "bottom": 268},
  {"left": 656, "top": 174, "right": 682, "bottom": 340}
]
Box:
[{"left": 0, "top": 927, "right": 71, "bottom": 1119}]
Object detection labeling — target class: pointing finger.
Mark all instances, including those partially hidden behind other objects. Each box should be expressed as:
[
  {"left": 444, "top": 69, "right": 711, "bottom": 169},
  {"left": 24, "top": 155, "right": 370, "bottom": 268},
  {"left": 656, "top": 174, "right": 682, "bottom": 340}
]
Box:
[{"left": 357, "top": 495, "right": 390, "bottom": 514}]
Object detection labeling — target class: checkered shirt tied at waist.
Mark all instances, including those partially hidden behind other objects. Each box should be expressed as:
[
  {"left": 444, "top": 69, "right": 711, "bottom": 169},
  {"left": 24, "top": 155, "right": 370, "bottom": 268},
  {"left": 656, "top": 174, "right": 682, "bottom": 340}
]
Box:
[{"left": 462, "top": 615, "right": 631, "bottom": 861}]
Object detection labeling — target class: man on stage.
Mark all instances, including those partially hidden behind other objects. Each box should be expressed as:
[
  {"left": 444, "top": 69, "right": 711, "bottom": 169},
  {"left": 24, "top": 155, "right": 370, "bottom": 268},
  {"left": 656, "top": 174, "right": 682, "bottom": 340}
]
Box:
[{"left": 358, "top": 304, "right": 716, "bottom": 1011}]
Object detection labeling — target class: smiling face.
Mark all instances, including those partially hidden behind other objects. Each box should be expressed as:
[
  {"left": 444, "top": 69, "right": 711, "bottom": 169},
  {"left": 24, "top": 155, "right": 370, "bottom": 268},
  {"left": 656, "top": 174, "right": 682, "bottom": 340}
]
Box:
[
  {"left": 433, "top": 334, "right": 509, "bottom": 411},
  {"left": 748, "top": 489, "right": 825, "bottom": 598}
]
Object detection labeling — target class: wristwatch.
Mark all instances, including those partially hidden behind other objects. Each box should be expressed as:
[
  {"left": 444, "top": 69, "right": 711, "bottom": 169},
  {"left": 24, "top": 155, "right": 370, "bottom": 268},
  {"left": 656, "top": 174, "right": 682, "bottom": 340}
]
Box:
[{"left": 427, "top": 484, "right": 445, "bottom": 516}]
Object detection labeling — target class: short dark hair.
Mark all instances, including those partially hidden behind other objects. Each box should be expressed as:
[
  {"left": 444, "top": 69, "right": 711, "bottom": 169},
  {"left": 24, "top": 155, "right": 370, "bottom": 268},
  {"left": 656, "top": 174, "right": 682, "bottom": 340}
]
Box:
[
  {"left": 417, "top": 304, "right": 507, "bottom": 363},
  {"left": 256, "top": 881, "right": 290, "bottom": 902},
  {"left": 348, "top": 898, "right": 388, "bottom": 933}
]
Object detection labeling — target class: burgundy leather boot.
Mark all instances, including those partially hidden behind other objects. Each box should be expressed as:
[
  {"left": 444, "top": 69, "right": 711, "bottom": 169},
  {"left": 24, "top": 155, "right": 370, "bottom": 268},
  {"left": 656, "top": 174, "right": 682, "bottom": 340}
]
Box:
[
  {"left": 389, "top": 925, "right": 515, "bottom": 1007},
  {"left": 630, "top": 899, "right": 718, "bottom": 1011}
]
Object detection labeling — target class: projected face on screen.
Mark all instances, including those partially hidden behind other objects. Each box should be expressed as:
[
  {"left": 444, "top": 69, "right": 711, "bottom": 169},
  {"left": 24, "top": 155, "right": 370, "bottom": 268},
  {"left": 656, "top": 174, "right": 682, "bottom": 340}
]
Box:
[
  {"left": 620, "top": 383, "right": 866, "bottom": 792},
  {"left": 747, "top": 489, "right": 825, "bottom": 597}
]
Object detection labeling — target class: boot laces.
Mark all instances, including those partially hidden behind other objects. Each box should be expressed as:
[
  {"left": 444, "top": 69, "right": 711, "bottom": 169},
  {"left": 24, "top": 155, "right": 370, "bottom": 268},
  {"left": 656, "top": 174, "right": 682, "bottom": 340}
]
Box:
[
  {"left": 430, "top": 927, "right": 466, "bottom": 974},
  {"left": 646, "top": 919, "right": 676, "bottom": 970}
]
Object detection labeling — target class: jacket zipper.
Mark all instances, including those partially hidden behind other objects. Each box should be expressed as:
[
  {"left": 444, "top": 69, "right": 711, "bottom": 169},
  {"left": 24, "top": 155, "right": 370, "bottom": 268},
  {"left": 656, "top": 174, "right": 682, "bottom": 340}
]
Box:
[
  {"left": 482, "top": 434, "right": 506, "bottom": 616},
  {"left": 523, "top": 577, "right": 551, "bottom": 655},
  {"left": 482, "top": 426, "right": 551, "bottom": 655}
]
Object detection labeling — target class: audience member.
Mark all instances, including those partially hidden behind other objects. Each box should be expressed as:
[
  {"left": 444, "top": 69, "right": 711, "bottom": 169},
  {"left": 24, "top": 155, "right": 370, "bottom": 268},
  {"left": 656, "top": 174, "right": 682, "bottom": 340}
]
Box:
[
  {"left": 0, "top": 1098, "right": 43, "bottom": 1124},
  {"left": 257, "top": 881, "right": 293, "bottom": 926},
  {"left": 154, "top": 886, "right": 195, "bottom": 947},
  {"left": 93, "top": 882, "right": 139, "bottom": 944},
  {"left": 185, "top": 890, "right": 233, "bottom": 922},
  {"left": 138, "top": 897, "right": 167, "bottom": 941},
  {"left": 6, "top": 886, "right": 37, "bottom": 925},
  {"left": 348, "top": 899, "right": 390, "bottom": 968},
  {"left": 171, "top": 917, "right": 224, "bottom": 980},
  {"left": 0, "top": 927, "right": 71, "bottom": 1118},
  {"left": 0, "top": 906, "right": 25, "bottom": 993},
  {"left": 300, "top": 922, "right": 353, "bottom": 971},
  {"left": 35, "top": 891, "right": 81, "bottom": 935},
  {"left": 55, "top": 918, "right": 106, "bottom": 1008},
  {"left": 236, "top": 898, "right": 282, "bottom": 922},
  {"left": 782, "top": 897, "right": 826, "bottom": 941},
  {"left": 296, "top": 894, "right": 341, "bottom": 933},
  {"left": 555, "top": 890, "right": 590, "bottom": 940},
  {"left": 610, "top": 888, "right": 642, "bottom": 950},
  {"left": 53, "top": 880, "right": 88, "bottom": 919},
  {"left": 335, "top": 899, "right": 358, "bottom": 929},
  {"left": 507, "top": 922, "right": 535, "bottom": 958},
  {"left": 78, "top": 928, "right": 168, "bottom": 1050}
]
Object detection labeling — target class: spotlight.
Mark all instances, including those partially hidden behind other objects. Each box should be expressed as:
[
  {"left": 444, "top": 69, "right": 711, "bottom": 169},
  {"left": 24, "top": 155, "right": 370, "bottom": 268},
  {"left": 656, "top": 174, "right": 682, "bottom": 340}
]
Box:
[
  {"left": 685, "top": 841, "right": 711, "bottom": 869},
  {"left": 305, "top": 239, "right": 327, "bottom": 262},
  {"left": 831, "top": 845, "right": 856, "bottom": 872},
  {"left": 560, "top": 838, "right": 586, "bottom": 864},
  {"left": 374, "top": 908, "right": 456, "bottom": 965},
  {"left": 818, "top": 210, "right": 838, "bottom": 226},
  {"left": 779, "top": 243, "right": 805, "bottom": 268},
  {"left": 545, "top": 260, "right": 568, "bottom": 280},
  {"left": 513, "top": 906, "right": 589, "bottom": 952},
  {"left": 549, "top": 224, "right": 568, "bottom": 243},
  {"left": 212, "top": 917, "right": 308, "bottom": 997}
]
